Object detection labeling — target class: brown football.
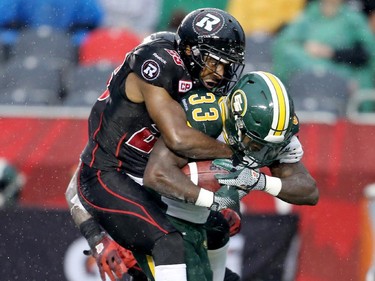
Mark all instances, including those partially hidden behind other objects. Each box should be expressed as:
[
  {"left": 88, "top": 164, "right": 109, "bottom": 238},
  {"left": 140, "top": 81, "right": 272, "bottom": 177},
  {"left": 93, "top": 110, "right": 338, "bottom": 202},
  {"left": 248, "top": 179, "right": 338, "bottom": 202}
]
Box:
[{"left": 181, "top": 160, "right": 229, "bottom": 192}]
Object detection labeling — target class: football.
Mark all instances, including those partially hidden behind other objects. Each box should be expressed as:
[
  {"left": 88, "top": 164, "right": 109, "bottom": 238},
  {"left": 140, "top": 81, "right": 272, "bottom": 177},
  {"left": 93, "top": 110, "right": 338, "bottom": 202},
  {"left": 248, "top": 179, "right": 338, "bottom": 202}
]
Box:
[{"left": 181, "top": 160, "right": 229, "bottom": 192}]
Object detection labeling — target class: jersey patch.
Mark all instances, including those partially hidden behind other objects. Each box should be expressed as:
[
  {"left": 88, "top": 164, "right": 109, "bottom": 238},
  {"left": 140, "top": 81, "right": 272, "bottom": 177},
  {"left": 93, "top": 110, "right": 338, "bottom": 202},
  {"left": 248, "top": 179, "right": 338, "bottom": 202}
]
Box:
[
  {"left": 193, "top": 11, "right": 225, "bottom": 35},
  {"left": 178, "top": 80, "right": 193, "bottom": 93},
  {"left": 141, "top": 59, "right": 160, "bottom": 80}
]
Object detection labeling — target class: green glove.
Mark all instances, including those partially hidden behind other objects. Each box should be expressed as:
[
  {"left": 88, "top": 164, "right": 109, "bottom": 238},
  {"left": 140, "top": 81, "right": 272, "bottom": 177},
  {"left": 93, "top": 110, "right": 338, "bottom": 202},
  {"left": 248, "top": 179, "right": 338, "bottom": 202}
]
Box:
[
  {"left": 211, "top": 185, "right": 240, "bottom": 213},
  {"left": 213, "top": 159, "right": 266, "bottom": 194}
]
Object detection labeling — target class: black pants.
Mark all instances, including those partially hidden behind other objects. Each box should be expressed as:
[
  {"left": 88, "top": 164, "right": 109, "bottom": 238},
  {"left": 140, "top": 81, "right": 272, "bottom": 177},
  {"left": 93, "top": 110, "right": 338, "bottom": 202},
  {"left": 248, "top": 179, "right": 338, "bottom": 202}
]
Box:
[{"left": 77, "top": 163, "right": 178, "bottom": 254}]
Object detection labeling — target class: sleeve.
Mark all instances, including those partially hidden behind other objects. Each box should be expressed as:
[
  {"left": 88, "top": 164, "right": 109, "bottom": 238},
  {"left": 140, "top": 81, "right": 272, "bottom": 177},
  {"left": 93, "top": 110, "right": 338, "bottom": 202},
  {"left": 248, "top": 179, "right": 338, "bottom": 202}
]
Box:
[
  {"left": 128, "top": 43, "right": 190, "bottom": 100},
  {"left": 275, "top": 135, "right": 304, "bottom": 164}
]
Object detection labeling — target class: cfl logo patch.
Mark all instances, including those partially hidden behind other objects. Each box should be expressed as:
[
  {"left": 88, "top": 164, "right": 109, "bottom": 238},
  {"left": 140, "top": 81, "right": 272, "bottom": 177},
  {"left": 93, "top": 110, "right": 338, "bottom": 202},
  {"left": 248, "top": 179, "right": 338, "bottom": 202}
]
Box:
[
  {"left": 193, "top": 11, "right": 225, "bottom": 35},
  {"left": 178, "top": 80, "right": 193, "bottom": 93}
]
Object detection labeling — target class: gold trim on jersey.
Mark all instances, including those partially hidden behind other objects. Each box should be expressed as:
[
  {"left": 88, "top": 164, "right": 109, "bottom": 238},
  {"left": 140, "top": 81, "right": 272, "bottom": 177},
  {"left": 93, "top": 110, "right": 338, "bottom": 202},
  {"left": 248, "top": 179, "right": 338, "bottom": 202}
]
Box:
[
  {"left": 219, "top": 96, "right": 230, "bottom": 144},
  {"left": 146, "top": 255, "right": 155, "bottom": 277}
]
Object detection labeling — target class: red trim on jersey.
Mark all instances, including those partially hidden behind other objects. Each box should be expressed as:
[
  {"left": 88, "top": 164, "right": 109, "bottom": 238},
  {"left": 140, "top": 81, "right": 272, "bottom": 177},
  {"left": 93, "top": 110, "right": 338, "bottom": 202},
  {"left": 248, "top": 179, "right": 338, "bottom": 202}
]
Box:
[
  {"left": 77, "top": 166, "right": 169, "bottom": 234},
  {"left": 93, "top": 112, "right": 104, "bottom": 139},
  {"left": 90, "top": 112, "right": 104, "bottom": 167},
  {"left": 90, "top": 144, "right": 99, "bottom": 168},
  {"left": 116, "top": 133, "right": 127, "bottom": 169}
]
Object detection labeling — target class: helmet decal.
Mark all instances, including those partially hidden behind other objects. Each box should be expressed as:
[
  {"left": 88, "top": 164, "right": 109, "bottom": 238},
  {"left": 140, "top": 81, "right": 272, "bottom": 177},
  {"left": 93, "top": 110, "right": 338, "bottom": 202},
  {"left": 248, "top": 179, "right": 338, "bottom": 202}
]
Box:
[
  {"left": 193, "top": 11, "right": 225, "bottom": 35},
  {"left": 256, "top": 71, "right": 290, "bottom": 139},
  {"left": 230, "top": 89, "right": 247, "bottom": 117}
]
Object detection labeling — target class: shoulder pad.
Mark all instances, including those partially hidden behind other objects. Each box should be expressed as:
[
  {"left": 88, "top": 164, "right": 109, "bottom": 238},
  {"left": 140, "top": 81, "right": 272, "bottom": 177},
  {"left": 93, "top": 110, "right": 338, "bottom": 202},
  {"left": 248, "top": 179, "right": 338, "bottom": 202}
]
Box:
[
  {"left": 128, "top": 40, "right": 191, "bottom": 100},
  {"left": 180, "top": 88, "right": 223, "bottom": 138}
]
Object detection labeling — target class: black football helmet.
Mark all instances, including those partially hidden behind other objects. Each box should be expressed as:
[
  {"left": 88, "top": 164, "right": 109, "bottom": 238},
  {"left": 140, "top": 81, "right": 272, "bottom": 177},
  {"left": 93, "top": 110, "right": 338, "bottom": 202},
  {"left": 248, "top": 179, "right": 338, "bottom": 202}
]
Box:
[{"left": 175, "top": 8, "right": 246, "bottom": 95}]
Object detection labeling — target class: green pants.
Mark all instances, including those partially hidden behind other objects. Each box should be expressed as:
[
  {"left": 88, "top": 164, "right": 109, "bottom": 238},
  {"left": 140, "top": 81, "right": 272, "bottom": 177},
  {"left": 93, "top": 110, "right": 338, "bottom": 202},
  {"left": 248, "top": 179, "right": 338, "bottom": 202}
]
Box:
[
  {"left": 168, "top": 216, "right": 213, "bottom": 281},
  {"left": 134, "top": 216, "right": 213, "bottom": 281}
]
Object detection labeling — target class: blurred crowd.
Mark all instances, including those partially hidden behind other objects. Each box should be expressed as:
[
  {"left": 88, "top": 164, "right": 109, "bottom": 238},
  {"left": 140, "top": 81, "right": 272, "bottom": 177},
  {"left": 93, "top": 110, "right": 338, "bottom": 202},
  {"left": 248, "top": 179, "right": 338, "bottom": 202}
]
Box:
[{"left": 0, "top": 0, "right": 375, "bottom": 115}]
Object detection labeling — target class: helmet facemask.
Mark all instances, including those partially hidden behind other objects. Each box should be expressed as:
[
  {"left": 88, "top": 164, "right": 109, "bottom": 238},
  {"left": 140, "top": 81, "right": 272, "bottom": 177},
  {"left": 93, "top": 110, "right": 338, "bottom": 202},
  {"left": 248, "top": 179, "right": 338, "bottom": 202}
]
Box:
[
  {"left": 228, "top": 113, "right": 290, "bottom": 168},
  {"left": 185, "top": 43, "right": 244, "bottom": 95}
]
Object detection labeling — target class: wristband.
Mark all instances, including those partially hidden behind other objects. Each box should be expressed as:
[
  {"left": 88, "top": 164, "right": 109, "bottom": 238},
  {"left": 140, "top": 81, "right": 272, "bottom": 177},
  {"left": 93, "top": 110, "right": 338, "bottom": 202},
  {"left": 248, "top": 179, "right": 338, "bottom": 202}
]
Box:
[
  {"left": 264, "top": 175, "right": 282, "bottom": 196},
  {"left": 195, "top": 188, "right": 214, "bottom": 208},
  {"left": 79, "top": 218, "right": 104, "bottom": 248}
]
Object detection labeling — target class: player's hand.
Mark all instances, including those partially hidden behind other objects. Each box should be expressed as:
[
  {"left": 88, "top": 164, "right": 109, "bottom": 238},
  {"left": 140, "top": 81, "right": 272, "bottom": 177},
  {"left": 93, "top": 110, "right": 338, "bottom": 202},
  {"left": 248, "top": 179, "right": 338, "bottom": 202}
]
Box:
[
  {"left": 220, "top": 208, "right": 241, "bottom": 236},
  {"left": 84, "top": 234, "right": 130, "bottom": 281},
  {"left": 213, "top": 159, "right": 266, "bottom": 193},
  {"left": 211, "top": 185, "right": 240, "bottom": 212}
]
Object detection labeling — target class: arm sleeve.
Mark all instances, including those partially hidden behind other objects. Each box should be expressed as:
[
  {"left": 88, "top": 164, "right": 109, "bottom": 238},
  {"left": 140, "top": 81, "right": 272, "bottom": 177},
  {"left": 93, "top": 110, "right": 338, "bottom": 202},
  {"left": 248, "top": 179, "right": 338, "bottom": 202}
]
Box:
[
  {"left": 275, "top": 135, "right": 304, "bottom": 164},
  {"left": 128, "top": 42, "right": 189, "bottom": 100}
]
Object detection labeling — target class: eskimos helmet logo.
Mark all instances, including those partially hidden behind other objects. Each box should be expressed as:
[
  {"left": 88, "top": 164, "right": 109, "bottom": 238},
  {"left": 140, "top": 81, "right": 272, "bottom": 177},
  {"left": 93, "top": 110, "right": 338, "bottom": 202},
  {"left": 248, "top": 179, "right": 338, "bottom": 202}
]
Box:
[
  {"left": 230, "top": 89, "right": 248, "bottom": 117},
  {"left": 192, "top": 11, "right": 225, "bottom": 35}
]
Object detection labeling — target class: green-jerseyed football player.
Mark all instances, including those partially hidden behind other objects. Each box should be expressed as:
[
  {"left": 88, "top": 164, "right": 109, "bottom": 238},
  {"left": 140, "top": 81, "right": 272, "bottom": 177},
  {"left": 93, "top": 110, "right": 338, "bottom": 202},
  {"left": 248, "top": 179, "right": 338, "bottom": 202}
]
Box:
[{"left": 143, "top": 71, "right": 318, "bottom": 281}]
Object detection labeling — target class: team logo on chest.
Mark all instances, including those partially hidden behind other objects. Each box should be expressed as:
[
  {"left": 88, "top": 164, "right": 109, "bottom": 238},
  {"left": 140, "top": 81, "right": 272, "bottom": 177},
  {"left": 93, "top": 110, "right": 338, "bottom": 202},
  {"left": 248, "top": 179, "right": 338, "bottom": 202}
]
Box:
[
  {"left": 141, "top": 59, "right": 160, "bottom": 80},
  {"left": 193, "top": 11, "right": 225, "bottom": 35}
]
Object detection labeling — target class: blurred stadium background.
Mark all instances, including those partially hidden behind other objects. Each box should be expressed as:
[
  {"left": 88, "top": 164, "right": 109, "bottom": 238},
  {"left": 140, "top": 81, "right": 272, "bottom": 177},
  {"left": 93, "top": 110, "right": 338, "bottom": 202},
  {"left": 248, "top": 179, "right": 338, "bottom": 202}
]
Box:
[{"left": 1, "top": 0, "right": 375, "bottom": 280}]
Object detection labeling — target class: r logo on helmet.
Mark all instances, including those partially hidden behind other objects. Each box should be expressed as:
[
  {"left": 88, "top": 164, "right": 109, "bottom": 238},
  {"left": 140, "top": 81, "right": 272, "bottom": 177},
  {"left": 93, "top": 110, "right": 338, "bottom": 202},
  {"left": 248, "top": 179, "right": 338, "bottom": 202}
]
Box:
[{"left": 193, "top": 11, "right": 225, "bottom": 35}]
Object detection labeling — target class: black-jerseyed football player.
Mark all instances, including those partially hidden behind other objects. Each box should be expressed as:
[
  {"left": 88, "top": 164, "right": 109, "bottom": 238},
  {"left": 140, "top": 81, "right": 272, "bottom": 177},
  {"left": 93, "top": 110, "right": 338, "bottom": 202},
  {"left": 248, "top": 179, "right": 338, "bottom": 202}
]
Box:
[{"left": 66, "top": 8, "right": 246, "bottom": 281}]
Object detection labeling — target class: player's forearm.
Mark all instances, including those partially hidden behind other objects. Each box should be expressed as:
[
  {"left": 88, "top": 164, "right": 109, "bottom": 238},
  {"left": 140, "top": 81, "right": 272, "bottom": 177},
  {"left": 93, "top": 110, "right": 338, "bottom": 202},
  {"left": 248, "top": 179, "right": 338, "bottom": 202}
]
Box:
[
  {"left": 163, "top": 129, "right": 232, "bottom": 159},
  {"left": 277, "top": 175, "right": 318, "bottom": 205},
  {"left": 270, "top": 162, "right": 319, "bottom": 205},
  {"left": 148, "top": 92, "right": 233, "bottom": 159},
  {"left": 143, "top": 141, "right": 200, "bottom": 203},
  {"left": 144, "top": 163, "right": 201, "bottom": 204}
]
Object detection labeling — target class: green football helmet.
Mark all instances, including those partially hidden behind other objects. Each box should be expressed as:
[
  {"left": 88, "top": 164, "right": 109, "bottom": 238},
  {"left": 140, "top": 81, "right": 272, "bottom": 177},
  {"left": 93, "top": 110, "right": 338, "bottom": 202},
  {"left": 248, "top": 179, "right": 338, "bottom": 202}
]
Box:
[{"left": 223, "top": 71, "right": 298, "bottom": 167}]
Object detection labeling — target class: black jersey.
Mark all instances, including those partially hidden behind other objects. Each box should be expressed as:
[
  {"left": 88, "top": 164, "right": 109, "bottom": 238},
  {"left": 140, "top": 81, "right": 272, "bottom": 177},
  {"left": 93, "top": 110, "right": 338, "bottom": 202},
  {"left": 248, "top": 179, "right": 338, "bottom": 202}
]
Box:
[{"left": 81, "top": 38, "right": 193, "bottom": 177}]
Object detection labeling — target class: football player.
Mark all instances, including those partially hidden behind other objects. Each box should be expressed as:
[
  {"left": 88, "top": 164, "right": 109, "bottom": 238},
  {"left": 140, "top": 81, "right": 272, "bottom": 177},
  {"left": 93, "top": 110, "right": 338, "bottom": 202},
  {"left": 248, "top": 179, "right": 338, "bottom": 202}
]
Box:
[
  {"left": 143, "top": 71, "right": 319, "bottom": 280},
  {"left": 66, "top": 8, "right": 246, "bottom": 281},
  {"left": 66, "top": 87, "right": 243, "bottom": 281}
]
